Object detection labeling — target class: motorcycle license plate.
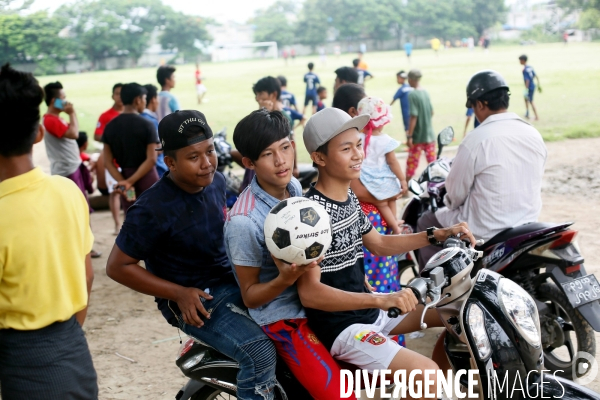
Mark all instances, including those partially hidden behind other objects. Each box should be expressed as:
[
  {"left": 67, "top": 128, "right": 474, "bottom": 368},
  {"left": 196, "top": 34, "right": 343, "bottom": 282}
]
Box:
[{"left": 561, "top": 274, "right": 600, "bottom": 308}]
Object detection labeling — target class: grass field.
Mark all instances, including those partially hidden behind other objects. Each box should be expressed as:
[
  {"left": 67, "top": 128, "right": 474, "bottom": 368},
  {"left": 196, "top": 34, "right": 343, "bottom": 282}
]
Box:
[{"left": 37, "top": 42, "right": 600, "bottom": 164}]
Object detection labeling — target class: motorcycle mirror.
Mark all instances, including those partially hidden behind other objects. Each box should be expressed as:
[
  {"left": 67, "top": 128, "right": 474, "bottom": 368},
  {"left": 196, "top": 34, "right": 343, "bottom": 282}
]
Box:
[
  {"left": 438, "top": 126, "right": 454, "bottom": 147},
  {"left": 408, "top": 179, "right": 423, "bottom": 195}
]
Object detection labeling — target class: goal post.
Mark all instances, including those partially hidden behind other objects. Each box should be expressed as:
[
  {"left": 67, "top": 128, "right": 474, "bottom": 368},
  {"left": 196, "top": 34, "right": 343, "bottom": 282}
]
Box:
[{"left": 211, "top": 41, "right": 278, "bottom": 62}]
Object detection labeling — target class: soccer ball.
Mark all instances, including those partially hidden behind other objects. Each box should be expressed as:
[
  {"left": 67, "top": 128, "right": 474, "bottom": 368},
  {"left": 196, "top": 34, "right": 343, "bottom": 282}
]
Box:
[{"left": 264, "top": 198, "right": 332, "bottom": 265}]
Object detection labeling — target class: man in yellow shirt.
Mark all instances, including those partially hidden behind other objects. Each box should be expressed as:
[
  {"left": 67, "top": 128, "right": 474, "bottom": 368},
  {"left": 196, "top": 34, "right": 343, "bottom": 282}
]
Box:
[
  {"left": 0, "top": 63, "right": 97, "bottom": 399},
  {"left": 431, "top": 37, "right": 441, "bottom": 56}
]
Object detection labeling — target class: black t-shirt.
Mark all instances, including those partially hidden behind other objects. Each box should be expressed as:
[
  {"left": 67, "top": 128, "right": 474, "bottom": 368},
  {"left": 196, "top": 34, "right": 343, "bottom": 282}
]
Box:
[
  {"left": 116, "top": 172, "right": 233, "bottom": 322},
  {"left": 102, "top": 113, "right": 159, "bottom": 168},
  {"left": 304, "top": 186, "right": 378, "bottom": 350}
]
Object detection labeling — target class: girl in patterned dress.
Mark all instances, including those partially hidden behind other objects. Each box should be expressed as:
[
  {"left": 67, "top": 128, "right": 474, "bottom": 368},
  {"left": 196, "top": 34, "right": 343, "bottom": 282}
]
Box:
[{"left": 351, "top": 96, "right": 407, "bottom": 234}]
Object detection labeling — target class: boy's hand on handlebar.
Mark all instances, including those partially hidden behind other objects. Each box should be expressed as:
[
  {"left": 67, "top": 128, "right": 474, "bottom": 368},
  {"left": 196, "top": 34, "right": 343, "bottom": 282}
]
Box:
[
  {"left": 175, "top": 287, "right": 213, "bottom": 328},
  {"left": 272, "top": 255, "right": 323, "bottom": 286},
  {"left": 434, "top": 222, "right": 477, "bottom": 247},
  {"left": 382, "top": 289, "right": 418, "bottom": 315}
]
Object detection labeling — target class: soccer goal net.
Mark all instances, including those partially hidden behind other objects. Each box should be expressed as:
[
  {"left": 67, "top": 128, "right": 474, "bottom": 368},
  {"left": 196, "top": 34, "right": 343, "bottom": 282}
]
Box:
[{"left": 211, "top": 41, "right": 278, "bottom": 62}]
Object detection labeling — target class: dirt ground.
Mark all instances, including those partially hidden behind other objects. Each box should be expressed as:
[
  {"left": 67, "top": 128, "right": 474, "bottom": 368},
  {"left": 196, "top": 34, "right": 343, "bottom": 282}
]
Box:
[{"left": 30, "top": 137, "right": 600, "bottom": 399}]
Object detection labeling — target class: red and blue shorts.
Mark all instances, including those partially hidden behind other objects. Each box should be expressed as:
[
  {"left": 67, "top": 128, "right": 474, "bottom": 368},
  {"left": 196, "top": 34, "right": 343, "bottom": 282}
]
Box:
[{"left": 263, "top": 318, "right": 356, "bottom": 400}]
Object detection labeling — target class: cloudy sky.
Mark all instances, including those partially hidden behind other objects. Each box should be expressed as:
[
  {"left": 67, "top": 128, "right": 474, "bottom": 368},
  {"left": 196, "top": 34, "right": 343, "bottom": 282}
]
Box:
[{"left": 28, "top": 0, "right": 280, "bottom": 23}]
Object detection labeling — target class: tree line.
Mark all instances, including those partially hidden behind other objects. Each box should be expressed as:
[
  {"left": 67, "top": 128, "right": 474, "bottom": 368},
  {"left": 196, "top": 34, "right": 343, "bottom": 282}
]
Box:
[
  {"left": 253, "top": 0, "right": 508, "bottom": 50},
  {"left": 0, "top": 0, "right": 210, "bottom": 74}
]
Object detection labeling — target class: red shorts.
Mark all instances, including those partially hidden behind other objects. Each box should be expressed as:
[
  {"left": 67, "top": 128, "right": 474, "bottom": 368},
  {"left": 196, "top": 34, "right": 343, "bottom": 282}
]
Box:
[{"left": 263, "top": 319, "right": 356, "bottom": 400}]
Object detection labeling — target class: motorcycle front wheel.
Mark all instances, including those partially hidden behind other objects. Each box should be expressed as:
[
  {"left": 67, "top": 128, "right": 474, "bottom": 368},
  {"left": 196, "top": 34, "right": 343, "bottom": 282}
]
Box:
[{"left": 537, "top": 282, "right": 596, "bottom": 379}]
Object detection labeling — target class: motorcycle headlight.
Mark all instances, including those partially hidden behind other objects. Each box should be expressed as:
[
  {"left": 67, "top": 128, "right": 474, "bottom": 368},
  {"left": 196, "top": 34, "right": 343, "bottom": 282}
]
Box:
[
  {"left": 498, "top": 278, "right": 541, "bottom": 348},
  {"left": 467, "top": 303, "right": 492, "bottom": 360}
]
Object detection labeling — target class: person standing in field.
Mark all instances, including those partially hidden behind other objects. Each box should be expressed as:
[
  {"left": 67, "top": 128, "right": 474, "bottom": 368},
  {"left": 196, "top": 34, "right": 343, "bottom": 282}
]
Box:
[
  {"left": 142, "top": 84, "right": 168, "bottom": 177},
  {"left": 95, "top": 83, "right": 123, "bottom": 235},
  {"left": 356, "top": 50, "right": 369, "bottom": 70},
  {"left": 102, "top": 83, "right": 159, "bottom": 213},
  {"left": 519, "top": 54, "right": 541, "bottom": 121},
  {"left": 156, "top": 65, "right": 180, "bottom": 121},
  {"left": 430, "top": 37, "right": 441, "bottom": 56},
  {"left": 404, "top": 40, "right": 413, "bottom": 62},
  {"left": 390, "top": 70, "right": 413, "bottom": 135},
  {"left": 352, "top": 58, "right": 373, "bottom": 87},
  {"left": 278, "top": 75, "right": 297, "bottom": 110},
  {"left": 405, "top": 69, "right": 435, "bottom": 181},
  {"left": 42, "top": 81, "right": 101, "bottom": 257},
  {"left": 302, "top": 62, "right": 320, "bottom": 115},
  {"left": 195, "top": 63, "right": 207, "bottom": 104},
  {"left": 316, "top": 86, "right": 327, "bottom": 112},
  {"left": 0, "top": 63, "right": 97, "bottom": 400}
]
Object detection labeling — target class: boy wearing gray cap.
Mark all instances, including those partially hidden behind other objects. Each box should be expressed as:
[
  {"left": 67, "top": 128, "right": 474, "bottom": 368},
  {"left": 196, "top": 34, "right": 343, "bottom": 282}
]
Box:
[{"left": 300, "top": 107, "right": 476, "bottom": 391}]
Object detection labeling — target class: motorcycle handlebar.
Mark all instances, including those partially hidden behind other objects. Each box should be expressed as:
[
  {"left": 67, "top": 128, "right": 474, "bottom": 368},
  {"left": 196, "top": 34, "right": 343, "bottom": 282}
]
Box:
[{"left": 387, "top": 283, "right": 427, "bottom": 318}]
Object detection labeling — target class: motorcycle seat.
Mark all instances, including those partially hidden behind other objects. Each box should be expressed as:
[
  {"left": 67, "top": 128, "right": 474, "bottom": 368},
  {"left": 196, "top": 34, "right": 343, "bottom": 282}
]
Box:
[{"left": 477, "top": 221, "right": 573, "bottom": 250}]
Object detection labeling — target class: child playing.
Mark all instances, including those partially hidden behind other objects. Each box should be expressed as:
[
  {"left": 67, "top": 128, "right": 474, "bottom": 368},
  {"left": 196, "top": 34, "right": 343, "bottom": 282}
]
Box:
[
  {"left": 519, "top": 54, "right": 541, "bottom": 120},
  {"left": 302, "top": 62, "right": 320, "bottom": 115},
  {"left": 351, "top": 96, "right": 407, "bottom": 234},
  {"left": 316, "top": 86, "right": 327, "bottom": 112}
]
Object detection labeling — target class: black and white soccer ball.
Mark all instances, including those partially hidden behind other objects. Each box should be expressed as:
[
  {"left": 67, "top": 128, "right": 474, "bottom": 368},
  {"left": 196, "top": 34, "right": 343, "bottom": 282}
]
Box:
[{"left": 264, "top": 198, "right": 332, "bottom": 265}]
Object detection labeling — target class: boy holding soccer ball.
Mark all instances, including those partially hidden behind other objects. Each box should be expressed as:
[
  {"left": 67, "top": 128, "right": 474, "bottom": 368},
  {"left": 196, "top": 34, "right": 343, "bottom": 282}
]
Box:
[
  {"left": 224, "top": 109, "right": 356, "bottom": 399},
  {"left": 301, "top": 107, "right": 477, "bottom": 393}
]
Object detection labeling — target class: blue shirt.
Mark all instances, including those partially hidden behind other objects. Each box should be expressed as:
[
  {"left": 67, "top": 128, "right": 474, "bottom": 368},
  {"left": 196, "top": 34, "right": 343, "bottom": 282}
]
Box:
[
  {"left": 393, "top": 83, "right": 413, "bottom": 131},
  {"left": 404, "top": 42, "right": 413, "bottom": 55},
  {"left": 304, "top": 72, "right": 320, "bottom": 93},
  {"left": 157, "top": 91, "right": 180, "bottom": 121},
  {"left": 283, "top": 107, "right": 303, "bottom": 122},
  {"left": 317, "top": 100, "right": 325, "bottom": 112},
  {"left": 280, "top": 90, "right": 297, "bottom": 109},
  {"left": 465, "top": 108, "right": 480, "bottom": 128},
  {"left": 116, "top": 172, "right": 233, "bottom": 322},
  {"left": 356, "top": 69, "right": 372, "bottom": 85},
  {"left": 523, "top": 66, "right": 536, "bottom": 89},
  {"left": 224, "top": 176, "right": 305, "bottom": 326},
  {"left": 141, "top": 109, "right": 168, "bottom": 176}
]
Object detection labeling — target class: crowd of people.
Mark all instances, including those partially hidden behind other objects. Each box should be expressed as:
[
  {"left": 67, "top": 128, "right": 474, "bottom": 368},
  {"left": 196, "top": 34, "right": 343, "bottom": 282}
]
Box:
[{"left": 0, "top": 44, "right": 548, "bottom": 399}]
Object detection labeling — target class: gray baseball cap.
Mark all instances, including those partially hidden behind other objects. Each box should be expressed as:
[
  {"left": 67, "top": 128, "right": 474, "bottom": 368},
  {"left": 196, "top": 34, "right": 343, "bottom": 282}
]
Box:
[
  {"left": 408, "top": 69, "right": 422, "bottom": 80},
  {"left": 303, "top": 108, "right": 370, "bottom": 153}
]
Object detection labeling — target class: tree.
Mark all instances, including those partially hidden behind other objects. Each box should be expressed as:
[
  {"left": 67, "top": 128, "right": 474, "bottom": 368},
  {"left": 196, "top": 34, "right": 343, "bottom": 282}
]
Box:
[
  {"left": 559, "top": 0, "right": 600, "bottom": 29},
  {"left": 160, "top": 12, "right": 211, "bottom": 63},
  {"left": 405, "top": 0, "right": 467, "bottom": 39},
  {"left": 251, "top": 0, "right": 297, "bottom": 48},
  {"left": 0, "top": 11, "right": 78, "bottom": 74},
  {"left": 0, "top": 0, "right": 34, "bottom": 15},
  {"left": 456, "top": 0, "right": 507, "bottom": 38},
  {"left": 57, "top": 0, "right": 167, "bottom": 68},
  {"left": 295, "top": 0, "right": 328, "bottom": 50},
  {"left": 361, "top": 0, "right": 403, "bottom": 47}
]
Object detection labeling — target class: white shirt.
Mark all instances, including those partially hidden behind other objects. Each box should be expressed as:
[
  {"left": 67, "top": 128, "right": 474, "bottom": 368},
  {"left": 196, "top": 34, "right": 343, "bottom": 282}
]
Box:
[{"left": 435, "top": 112, "right": 547, "bottom": 242}]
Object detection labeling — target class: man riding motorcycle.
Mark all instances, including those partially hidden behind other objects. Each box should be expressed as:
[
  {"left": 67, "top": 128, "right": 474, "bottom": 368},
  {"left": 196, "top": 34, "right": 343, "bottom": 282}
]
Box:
[{"left": 416, "top": 70, "right": 547, "bottom": 266}]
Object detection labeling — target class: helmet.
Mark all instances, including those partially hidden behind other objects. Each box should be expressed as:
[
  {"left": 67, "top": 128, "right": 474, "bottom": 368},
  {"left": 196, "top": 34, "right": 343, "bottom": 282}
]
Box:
[
  {"left": 421, "top": 246, "right": 474, "bottom": 306},
  {"left": 465, "top": 70, "right": 509, "bottom": 108}
]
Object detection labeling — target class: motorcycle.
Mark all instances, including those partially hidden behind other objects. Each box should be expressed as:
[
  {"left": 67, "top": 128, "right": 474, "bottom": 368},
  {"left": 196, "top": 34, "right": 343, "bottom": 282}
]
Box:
[
  {"left": 213, "top": 128, "right": 319, "bottom": 209},
  {"left": 174, "top": 237, "right": 600, "bottom": 400},
  {"left": 389, "top": 237, "right": 600, "bottom": 400},
  {"left": 399, "top": 126, "right": 600, "bottom": 380}
]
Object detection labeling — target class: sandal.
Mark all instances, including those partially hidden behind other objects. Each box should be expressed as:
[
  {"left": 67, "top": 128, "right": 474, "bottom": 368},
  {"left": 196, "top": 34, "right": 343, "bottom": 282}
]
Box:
[{"left": 91, "top": 249, "right": 102, "bottom": 258}]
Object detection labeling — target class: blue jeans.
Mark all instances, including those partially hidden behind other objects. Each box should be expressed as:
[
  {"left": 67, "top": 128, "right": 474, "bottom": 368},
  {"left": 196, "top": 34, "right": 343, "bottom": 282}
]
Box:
[{"left": 174, "top": 282, "right": 278, "bottom": 400}]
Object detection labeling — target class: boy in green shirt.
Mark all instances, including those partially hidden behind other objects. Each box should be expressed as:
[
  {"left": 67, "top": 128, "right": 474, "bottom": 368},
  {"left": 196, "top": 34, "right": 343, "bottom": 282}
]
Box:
[{"left": 406, "top": 69, "right": 435, "bottom": 180}]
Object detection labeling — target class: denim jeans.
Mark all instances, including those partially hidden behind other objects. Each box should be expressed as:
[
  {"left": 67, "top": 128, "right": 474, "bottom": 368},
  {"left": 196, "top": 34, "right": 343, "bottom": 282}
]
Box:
[{"left": 173, "top": 282, "right": 278, "bottom": 400}]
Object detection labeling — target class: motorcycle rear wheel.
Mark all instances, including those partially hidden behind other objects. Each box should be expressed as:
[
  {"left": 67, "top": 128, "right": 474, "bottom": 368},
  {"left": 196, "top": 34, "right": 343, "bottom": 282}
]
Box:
[
  {"left": 537, "top": 282, "right": 596, "bottom": 379},
  {"left": 191, "top": 387, "right": 236, "bottom": 400}
]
